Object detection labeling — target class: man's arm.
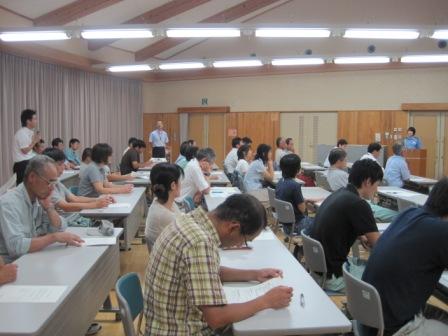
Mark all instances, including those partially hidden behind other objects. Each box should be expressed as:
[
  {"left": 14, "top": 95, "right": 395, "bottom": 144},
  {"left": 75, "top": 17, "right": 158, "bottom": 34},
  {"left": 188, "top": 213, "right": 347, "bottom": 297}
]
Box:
[
  {"left": 19, "top": 132, "right": 40, "bottom": 155},
  {"left": 219, "top": 267, "right": 282, "bottom": 282}
]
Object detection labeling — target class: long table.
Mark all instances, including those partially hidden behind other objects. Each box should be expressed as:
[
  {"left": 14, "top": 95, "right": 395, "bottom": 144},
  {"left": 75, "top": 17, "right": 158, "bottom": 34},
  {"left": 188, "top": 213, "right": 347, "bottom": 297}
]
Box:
[
  {"left": 80, "top": 187, "right": 146, "bottom": 250},
  {"left": 210, "top": 171, "right": 231, "bottom": 186},
  {"left": 378, "top": 186, "right": 428, "bottom": 211},
  {"left": 0, "top": 227, "right": 121, "bottom": 336},
  {"left": 301, "top": 186, "right": 331, "bottom": 207},
  {"left": 60, "top": 170, "right": 79, "bottom": 188},
  {"left": 221, "top": 237, "right": 352, "bottom": 335},
  {"left": 204, "top": 187, "right": 241, "bottom": 211}
]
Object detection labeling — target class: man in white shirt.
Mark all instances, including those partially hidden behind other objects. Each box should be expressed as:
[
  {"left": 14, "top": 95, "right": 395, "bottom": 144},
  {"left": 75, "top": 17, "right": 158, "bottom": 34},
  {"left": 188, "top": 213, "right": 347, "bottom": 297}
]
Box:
[
  {"left": 224, "top": 137, "right": 242, "bottom": 175},
  {"left": 360, "top": 142, "right": 383, "bottom": 168},
  {"left": 177, "top": 148, "right": 215, "bottom": 205},
  {"left": 149, "top": 121, "right": 169, "bottom": 158},
  {"left": 13, "top": 109, "right": 41, "bottom": 185},
  {"left": 324, "top": 139, "right": 348, "bottom": 167},
  {"left": 274, "top": 137, "right": 287, "bottom": 168}
]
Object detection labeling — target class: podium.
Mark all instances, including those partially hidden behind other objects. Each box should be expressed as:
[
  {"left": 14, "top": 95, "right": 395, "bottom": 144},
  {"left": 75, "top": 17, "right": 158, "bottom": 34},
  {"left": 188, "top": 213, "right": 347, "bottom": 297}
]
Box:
[{"left": 403, "top": 149, "right": 427, "bottom": 176}]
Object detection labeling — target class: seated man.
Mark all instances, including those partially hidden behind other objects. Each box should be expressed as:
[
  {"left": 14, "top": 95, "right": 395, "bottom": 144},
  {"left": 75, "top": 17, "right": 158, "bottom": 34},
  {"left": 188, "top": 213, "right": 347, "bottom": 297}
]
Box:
[
  {"left": 0, "top": 256, "right": 17, "bottom": 284},
  {"left": 122, "top": 137, "right": 138, "bottom": 156},
  {"left": 0, "top": 155, "right": 83, "bottom": 263},
  {"left": 274, "top": 137, "right": 287, "bottom": 169},
  {"left": 360, "top": 142, "right": 383, "bottom": 167},
  {"left": 64, "top": 138, "right": 81, "bottom": 166},
  {"left": 275, "top": 154, "right": 316, "bottom": 235},
  {"left": 119, "top": 139, "right": 151, "bottom": 175},
  {"left": 177, "top": 148, "right": 215, "bottom": 205},
  {"left": 327, "top": 148, "right": 397, "bottom": 223},
  {"left": 224, "top": 137, "right": 242, "bottom": 176},
  {"left": 385, "top": 143, "right": 411, "bottom": 187},
  {"left": 175, "top": 141, "right": 190, "bottom": 169},
  {"left": 324, "top": 138, "right": 348, "bottom": 167},
  {"left": 362, "top": 177, "right": 448, "bottom": 336},
  {"left": 144, "top": 194, "right": 293, "bottom": 335},
  {"left": 43, "top": 148, "right": 113, "bottom": 226},
  {"left": 310, "top": 159, "right": 382, "bottom": 292}
]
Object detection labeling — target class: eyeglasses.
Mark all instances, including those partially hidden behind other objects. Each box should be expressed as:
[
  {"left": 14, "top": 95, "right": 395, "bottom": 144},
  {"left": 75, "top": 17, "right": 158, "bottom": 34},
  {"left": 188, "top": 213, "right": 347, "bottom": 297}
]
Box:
[{"left": 36, "top": 174, "right": 58, "bottom": 187}]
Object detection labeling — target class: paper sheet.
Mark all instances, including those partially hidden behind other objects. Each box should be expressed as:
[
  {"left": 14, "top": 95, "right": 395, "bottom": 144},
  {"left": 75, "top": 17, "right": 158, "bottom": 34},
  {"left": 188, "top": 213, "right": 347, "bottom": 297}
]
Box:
[
  {"left": 210, "top": 188, "right": 239, "bottom": 198},
  {"left": 223, "top": 277, "right": 282, "bottom": 304},
  {"left": 82, "top": 237, "right": 117, "bottom": 246},
  {"left": 386, "top": 190, "right": 418, "bottom": 197},
  {"left": 0, "top": 285, "right": 67, "bottom": 303},
  {"left": 108, "top": 203, "right": 131, "bottom": 208},
  {"left": 377, "top": 223, "right": 391, "bottom": 233}
]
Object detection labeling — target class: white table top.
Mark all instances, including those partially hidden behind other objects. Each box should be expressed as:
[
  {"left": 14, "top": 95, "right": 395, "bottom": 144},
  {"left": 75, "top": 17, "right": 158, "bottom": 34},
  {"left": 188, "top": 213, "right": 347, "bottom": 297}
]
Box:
[
  {"left": 301, "top": 163, "right": 327, "bottom": 172},
  {"left": 220, "top": 238, "right": 351, "bottom": 335},
  {"left": 301, "top": 187, "right": 331, "bottom": 207},
  {"left": 204, "top": 187, "right": 241, "bottom": 211},
  {"left": 409, "top": 175, "right": 438, "bottom": 186},
  {"left": 60, "top": 170, "right": 79, "bottom": 182},
  {"left": 378, "top": 186, "right": 428, "bottom": 207},
  {"left": 80, "top": 187, "right": 146, "bottom": 217},
  {"left": 210, "top": 171, "right": 231, "bottom": 186},
  {"left": 273, "top": 171, "right": 305, "bottom": 185}
]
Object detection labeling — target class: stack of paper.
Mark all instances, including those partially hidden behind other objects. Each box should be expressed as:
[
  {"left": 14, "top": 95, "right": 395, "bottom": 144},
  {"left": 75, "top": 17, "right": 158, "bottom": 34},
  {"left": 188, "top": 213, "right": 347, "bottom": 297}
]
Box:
[{"left": 223, "top": 277, "right": 283, "bottom": 304}]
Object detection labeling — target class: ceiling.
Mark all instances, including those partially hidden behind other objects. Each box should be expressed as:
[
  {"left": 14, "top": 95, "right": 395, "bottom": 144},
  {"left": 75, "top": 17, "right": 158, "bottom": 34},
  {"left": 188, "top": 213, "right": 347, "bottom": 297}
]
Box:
[{"left": 1, "top": 0, "right": 448, "bottom": 81}]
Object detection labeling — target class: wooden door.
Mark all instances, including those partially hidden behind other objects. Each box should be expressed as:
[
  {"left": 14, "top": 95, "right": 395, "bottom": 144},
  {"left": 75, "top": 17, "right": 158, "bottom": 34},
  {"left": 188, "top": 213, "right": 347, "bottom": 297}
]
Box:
[
  {"left": 208, "top": 113, "right": 226, "bottom": 167},
  {"left": 188, "top": 113, "right": 206, "bottom": 147},
  {"left": 444, "top": 113, "right": 448, "bottom": 177},
  {"left": 411, "top": 112, "right": 439, "bottom": 178}
]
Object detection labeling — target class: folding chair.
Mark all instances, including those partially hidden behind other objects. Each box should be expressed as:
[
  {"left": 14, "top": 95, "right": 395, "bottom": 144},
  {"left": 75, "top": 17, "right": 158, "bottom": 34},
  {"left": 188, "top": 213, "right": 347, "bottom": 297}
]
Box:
[
  {"left": 115, "top": 273, "right": 144, "bottom": 336},
  {"left": 274, "top": 198, "right": 296, "bottom": 250}
]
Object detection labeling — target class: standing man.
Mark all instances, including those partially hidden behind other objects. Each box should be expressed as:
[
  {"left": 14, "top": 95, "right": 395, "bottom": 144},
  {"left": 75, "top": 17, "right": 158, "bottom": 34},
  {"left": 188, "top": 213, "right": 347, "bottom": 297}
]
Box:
[
  {"left": 13, "top": 109, "right": 41, "bottom": 185},
  {"left": 149, "top": 121, "right": 169, "bottom": 159}
]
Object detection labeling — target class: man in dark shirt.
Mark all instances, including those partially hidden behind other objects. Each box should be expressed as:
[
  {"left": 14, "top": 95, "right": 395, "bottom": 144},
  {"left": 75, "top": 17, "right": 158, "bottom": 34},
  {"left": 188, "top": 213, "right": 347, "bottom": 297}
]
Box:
[
  {"left": 310, "top": 159, "right": 382, "bottom": 292},
  {"left": 362, "top": 177, "right": 448, "bottom": 336},
  {"left": 119, "top": 139, "right": 149, "bottom": 175}
]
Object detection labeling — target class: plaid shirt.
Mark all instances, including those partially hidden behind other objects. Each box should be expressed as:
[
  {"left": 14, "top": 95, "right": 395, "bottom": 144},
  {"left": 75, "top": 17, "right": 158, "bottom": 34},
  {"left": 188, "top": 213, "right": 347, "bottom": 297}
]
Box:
[{"left": 144, "top": 207, "right": 227, "bottom": 335}]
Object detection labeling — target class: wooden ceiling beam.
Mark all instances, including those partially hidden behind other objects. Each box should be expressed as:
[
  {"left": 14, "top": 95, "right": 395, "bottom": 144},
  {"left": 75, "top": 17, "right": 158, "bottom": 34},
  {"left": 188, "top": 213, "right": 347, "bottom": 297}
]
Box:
[
  {"left": 135, "top": 0, "right": 281, "bottom": 62},
  {"left": 34, "top": 0, "right": 123, "bottom": 26},
  {"left": 88, "top": 0, "right": 211, "bottom": 51}
]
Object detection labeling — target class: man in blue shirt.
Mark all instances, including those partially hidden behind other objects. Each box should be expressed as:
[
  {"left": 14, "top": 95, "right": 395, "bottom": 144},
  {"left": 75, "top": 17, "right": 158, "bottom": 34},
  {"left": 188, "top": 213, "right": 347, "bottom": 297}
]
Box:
[
  {"left": 404, "top": 126, "right": 423, "bottom": 149},
  {"left": 362, "top": 177, "right": 448, "bottom": 336},
  {"left": 149, "top": 121, "right": 169, "bottom": 158},
  {"left": 384, "top": 143, "right": 411, "bottom": 187},
  {"left": 64, "top": 138, "right": 81, "bottom": 166}
]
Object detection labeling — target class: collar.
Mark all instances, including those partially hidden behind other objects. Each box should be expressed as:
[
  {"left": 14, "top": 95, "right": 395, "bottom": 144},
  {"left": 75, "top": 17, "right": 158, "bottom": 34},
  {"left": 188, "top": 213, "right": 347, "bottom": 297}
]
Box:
[{"left": 191, "top": 207, "right": 221, "bottom": 248}]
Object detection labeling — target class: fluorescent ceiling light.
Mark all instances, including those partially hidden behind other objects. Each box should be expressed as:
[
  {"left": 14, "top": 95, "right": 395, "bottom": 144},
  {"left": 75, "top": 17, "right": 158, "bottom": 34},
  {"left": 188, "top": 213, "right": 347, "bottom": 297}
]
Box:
[
  {"left": 0, "top": 31, "right": 70, "bottom": 41},
  {"left": 107, "top": 65, "right": 152, "bottom": 72},
  {"left": 256, "top": 28, "right": 330, "bottom": 38},
  {"left": 344, "top": 29, "right": 419, "bottom": 39},
  {"left": 401, "top": 55, "right": 448, "bottom": 63},
  {"left": 334, "top": 56, "right": 390, "bottom": 64},
  {"left": 81, "top": 29, "right": 153, "bottom": 39},
  {"left": 159, "top": 62, "right": 205, "bottom": 70},
  {"left": 431, "top": 30, "right": 448, "bottom": 39},
  {"left": 271, "top": 58, "right": 325, "bottom": 66},
  {"left": 166, "top": 28, "right": 240, "bottom": 38},
  {"left": 213, "top": 60, "right": 263, "bottom": 68}
]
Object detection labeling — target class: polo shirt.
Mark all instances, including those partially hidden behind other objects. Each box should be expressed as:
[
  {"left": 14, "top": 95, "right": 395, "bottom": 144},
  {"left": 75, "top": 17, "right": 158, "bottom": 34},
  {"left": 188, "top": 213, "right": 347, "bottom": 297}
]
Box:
[
  {"left": 149, "top": 129, "right": 169, "bottom": 148},
  {"left": 224, "top": 148, "right": 238, "bottom": 174},
  {"left": 120, "top": 148, "right": 140, "bottom": 175},
  {"left": 177, "top": 158, "right": 209, "bottom": 202},
  {"left": 0, "top": 183, "right": 66, "bottom": 263},
  {"left": 78, "top": 162, "right": 105, "bottom": 197},
  {"left": 64, "top": 148, "right": 81, "bottom": 165},
  {"left": 384, "top": 155, "right": 411, "bottom": 187},
  {"left": 175, "top": 154, "right": 188, "bottom": 169},
  {"left": 144, "top": 207, "right": 226, "bottom": 335},
  {"left": 274, "top": 148, "right": 286, "bottom": 166},
  {"left": 275, "top": 177, "right": 305, "bottom": 223},
  {"left": 362, "top": 207, "right": 448, "bottom": 333},
  {"left": 13, "top": 127, "right": 35, "bottom": 162},
  {"left": 404, "top": 136, "right": 422, "bottom": 149},
  {"left": 310, "top": 183, "right": 378, "bottom": 277},
  {"left": 235, "top": 159, "right": 250, "bottom": 176},
  {"left": 326, "top": 167, "right": 349, "bottom": 191},
  {"left": 244, "top": 159, "right": 266, "bottom": 192}
]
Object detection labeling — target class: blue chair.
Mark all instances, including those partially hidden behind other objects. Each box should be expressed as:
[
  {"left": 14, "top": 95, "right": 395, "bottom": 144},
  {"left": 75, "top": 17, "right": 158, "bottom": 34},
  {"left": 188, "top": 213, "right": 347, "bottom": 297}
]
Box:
[
  {"left": 115, "top": 273, "right": 144, "bottom": 336},
  {"left": 183, "top": 196, "right": 195, "bottom": 213},
  {"left": 69, "top": 186, "right": 79, "bottom": 196}
]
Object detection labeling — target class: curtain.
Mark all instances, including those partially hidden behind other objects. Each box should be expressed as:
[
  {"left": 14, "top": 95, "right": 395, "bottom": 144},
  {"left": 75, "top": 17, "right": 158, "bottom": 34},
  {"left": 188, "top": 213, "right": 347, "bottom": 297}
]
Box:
[{"left": 0, "top": 51, "right": 143, "bottom": 185}]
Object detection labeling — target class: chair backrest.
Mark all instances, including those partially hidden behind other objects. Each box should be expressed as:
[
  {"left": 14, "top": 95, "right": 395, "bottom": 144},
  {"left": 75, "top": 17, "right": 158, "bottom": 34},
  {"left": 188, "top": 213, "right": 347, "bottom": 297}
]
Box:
[
  {"left": 343, "top": 263, "right": 384, "bottom": 335},
  {"left": 315, "top": 171, "right": 332, "bottom": 192},
  {"left": 69, "top": 186, "right": 79, "bottom": 196},
  {"left": 274, "top": 198, "right": 295, "bottom": 224},
  {"left": 301, "top": 229, "right": 328, "bottom": 275},
  {"left": 234, "top": 171, "right": 246, "bottom": 193},
  {"left": 0, "top": 174, "right": 17, "bottom": 196},
  {"left": 115, "top": 273, "right": 144, "bottom": 336},
  {"left": 183, "top": 196, "right": 195, "bottom": 213},
  {"left": 267, "top": 187, "right": 276, "bottom": 209}
]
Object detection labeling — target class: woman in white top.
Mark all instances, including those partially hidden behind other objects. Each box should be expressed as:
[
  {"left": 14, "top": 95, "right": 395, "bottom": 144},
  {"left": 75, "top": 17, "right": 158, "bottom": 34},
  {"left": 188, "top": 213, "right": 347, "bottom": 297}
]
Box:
[
  {"left": 145, "top": 163, "right": 182, "bottom": 251},
  {"left": 235, "top": 144, "right": 253, "bottom": 176},
  {"left": 244, "top": 144, "right": 274, "bottom": 192}
]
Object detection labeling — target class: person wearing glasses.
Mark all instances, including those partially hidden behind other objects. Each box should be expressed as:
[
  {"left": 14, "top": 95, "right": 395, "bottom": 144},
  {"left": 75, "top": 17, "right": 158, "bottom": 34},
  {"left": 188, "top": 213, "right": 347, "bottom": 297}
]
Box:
[
  {"left": 0, "top": 155, "right": 83, "bottom": 263},
  {"left": 143, "top": 194, "right": 292, "bottom": 335}
]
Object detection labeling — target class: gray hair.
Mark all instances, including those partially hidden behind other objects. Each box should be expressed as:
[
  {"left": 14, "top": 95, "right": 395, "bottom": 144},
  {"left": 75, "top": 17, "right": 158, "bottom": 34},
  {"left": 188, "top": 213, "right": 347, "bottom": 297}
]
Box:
[
  {"left": 24, "top": 155, "right": 56, "bottom": 181},
  {"left": 196, "top": 148, "right": 216, "bottom": 163},
  {"left": 392, "top": 143, "right": 403, "bottom": 156}
]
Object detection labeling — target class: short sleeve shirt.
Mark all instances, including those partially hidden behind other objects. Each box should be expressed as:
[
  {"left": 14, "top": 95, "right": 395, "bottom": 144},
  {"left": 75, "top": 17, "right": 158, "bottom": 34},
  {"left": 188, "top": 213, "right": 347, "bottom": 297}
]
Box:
[
  {"left": 326, "top": 168, "right": 349, "bottom": 191},
  {"left": 384, "top": 155, "right": 411, "bottom": 187},
  {"left": 235, "top": 159, "right": 250, "bottom": 176},
  {"left": 224, "top": 148, "right": 238, "bottom": 174},
  {"left": 78, "top": 163, "right": 105, "bottom": 197},
  {"left": 244, "top": 159, "right": 266, "bottom": 192},
  {"left": 275, "top": 177, "right": 305, "bottom": 223},
  {"left": 64, "top": 148, "right": 81, "bottom": 166},
  {"left": 149, "top": 130, "right": 169, "bottom": 147},
  {"left": 177, "top": 159, "right": 210, "bottom": 201},
  {"left": 13, "top": 127, "right": 36, "bottom": 162},
  {"left": 310, "top": 184, "right": 378, "bottom": 277},
  {"left": 144, "top": 207, "right": 226, "bottom": 335},
  {"left": 51, "top": 181, "right": 73, "bottom": 217},
  {"left": 120, "top": 148, "right": 140, "bottom": 175}
]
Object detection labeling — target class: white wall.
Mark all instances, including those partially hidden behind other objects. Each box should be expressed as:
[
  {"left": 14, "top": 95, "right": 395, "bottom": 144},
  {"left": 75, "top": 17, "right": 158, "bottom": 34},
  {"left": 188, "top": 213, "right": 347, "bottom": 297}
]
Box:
[{"left": 143, "top": 67, "right": 448, "bottom": 113}]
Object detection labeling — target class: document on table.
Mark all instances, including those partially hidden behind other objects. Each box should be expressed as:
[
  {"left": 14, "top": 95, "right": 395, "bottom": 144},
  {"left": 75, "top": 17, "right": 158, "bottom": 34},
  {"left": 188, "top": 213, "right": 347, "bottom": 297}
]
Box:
[
  {"left": 0, "top": 285, "right": 67, "bottom": 303},
  {"left": 224, "top": 277, "right": 282, "bottom": 304},
  {"left": 82, "top": 237, "right": 117, "bottom": 246},
  {"left": 387, "top": 190, "right": 418, "bottom": 197},
  {"left": 108, "top": 202, "right": 131, "bottom": 208},
  {"left": 210, "top": 188, "right": 239, "bottom": 198}
]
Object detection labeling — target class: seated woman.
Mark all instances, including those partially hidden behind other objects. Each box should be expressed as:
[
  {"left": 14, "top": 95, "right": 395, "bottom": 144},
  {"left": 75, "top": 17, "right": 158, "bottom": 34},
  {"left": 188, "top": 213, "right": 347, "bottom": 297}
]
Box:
[
  {"left": 275, "top": 154, "right": 316, "bottom": 235},
  {"left": 145, "top": 163, "right": 182, "bottom": 251},
  {"left": 78, "top": 143, "right": 133, "bottom": 197},
  {"left": 244, "top": 144, "right": 274, "bottom": 192},
  {"left": 235, "top": 144, "right": 253, "bottom": 176}
]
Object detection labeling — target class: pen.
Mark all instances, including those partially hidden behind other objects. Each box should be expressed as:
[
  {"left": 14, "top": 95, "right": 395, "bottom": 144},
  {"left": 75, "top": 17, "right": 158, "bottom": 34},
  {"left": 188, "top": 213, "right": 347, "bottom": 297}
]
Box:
[{"left": 300, "top": 293, "right": 305, "bottom": 307}]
